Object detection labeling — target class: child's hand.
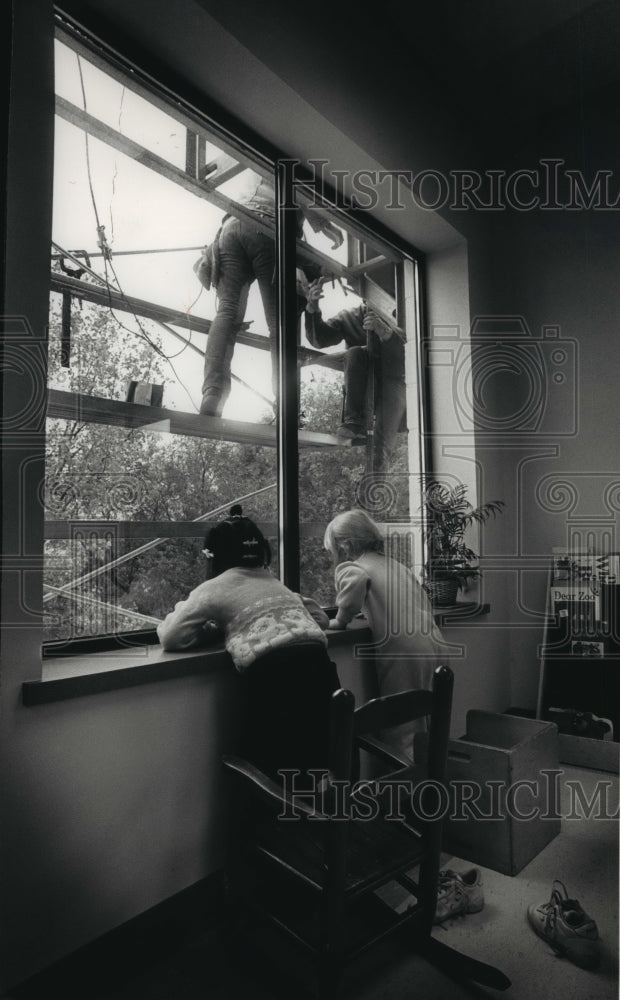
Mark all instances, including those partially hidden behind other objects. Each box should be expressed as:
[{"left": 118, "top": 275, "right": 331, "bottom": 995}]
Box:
[
  {"left": 328, "top": 618, "right": 347, "bottom": 630},
  {"left": 202, "top": 620, "right": 223, "bottom": 643}
]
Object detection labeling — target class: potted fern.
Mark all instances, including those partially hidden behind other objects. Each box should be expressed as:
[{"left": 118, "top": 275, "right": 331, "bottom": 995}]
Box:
[{"left": 421, "top": 480, "right": 505, "bottom": 607}]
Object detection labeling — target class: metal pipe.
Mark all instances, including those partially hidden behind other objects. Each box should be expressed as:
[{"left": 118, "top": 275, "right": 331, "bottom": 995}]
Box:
[{"left": 43, "top": 482, "right": 276, "bottom": 602}]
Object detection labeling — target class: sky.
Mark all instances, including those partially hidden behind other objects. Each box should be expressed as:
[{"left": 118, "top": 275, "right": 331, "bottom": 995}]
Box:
[{"left": 51, "top": 39, "right": 357, "bottom": 425}]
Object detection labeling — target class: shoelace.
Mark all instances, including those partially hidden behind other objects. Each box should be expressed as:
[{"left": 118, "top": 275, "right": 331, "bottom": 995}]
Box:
[
  {"left": 546, "top": 883, "right": 589, "bottom": 931},
  {"left": 437, "top": 871, "right": 467, "bottom": 902},
  {"left": 437, "top": 871, "right": 457, "bottom": 892},
  {"left": 543, "top": 900, "right": 558, "bottom": 935}
]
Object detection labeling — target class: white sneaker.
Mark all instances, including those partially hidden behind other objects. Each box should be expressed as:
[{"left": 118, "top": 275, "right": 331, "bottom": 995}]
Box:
[
  {"left": 527, "top": 879, "right": 600, "bottom": 969},
  {"left": 434, "top": 868, "right": 484, "bottom": 924}
]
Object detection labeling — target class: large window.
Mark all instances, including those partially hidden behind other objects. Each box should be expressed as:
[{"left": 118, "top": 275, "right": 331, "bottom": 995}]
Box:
[{"left": 44, "top": 22, "right": 424, "bottom": 647}]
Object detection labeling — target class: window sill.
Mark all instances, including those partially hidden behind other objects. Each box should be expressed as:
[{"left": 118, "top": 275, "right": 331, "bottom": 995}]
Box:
[
  {"left": 23, "top": 645, "right": 223, "bottom": 706},
  {"left": 23, "top": 609, "right": 490, "bottom": 706},
  {"left": 22, "top": 622, "right": 373, "bottom": 706}
]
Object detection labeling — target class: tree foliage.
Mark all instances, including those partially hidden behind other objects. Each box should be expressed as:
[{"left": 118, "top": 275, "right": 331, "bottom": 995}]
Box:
[{"left": 44, "top": 298, "right": 411, "bottom": 638}]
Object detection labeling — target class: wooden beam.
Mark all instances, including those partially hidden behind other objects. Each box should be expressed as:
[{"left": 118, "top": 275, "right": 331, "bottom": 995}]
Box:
[
  {"left": 56, "top": 28, "right": 404, "bottom": 281},
  {"left": 56, "top": 26, "right": 401, "bottom": 267},
  {"left": 44, "top": 520, "right": 329, "bottom": 539},
  {"left": 360, "top": 274, "right": 405, "bottom": 337},
  {"left": 56, "top": 25, "right": 272, "bottom": 182},
  {"left": 49, "top": 272, "right": 344, "bottom": 371},
  {"left": 46, "top": 389, "right": 344, "bottom": 450},
  {"left": 295, "top": 190, "right": 400, "bottom": 264},
  {"left": 55, "top": 95, "right": 349, "bottom": 281},
  {"left": 347, "top": 255, "right": 390, "bottom": 276},
  {"left": 202, "top": 153, "right": 246, "bottom": 187},
  {"left": 185, "top": 129, "right": 205, "bottom": 181},
  {"left": 56, "top": 95, "right": 267, "bottom": 225}
]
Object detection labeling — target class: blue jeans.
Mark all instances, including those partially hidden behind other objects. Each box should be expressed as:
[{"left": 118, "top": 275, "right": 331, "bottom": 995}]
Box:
[
  {"left": 201, "top": 217, "right": 278, "bottom": 414},
  {"left": 343, "top": 346, "right": 406, "bottom": 471}
]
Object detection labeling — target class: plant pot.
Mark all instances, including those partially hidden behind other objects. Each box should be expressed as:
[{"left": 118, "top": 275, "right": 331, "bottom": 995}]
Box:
[{"left": 426, "top": 578, "right": 460, "bottom": 607}]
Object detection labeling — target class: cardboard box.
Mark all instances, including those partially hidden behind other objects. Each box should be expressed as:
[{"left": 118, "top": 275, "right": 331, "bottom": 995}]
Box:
[
  {"left": 125, "top": 380, "right": 164, "bottom": 407},
  {"left": 417, "top": 711, "right": 562, "bottom": 876},
  {"left": 557, "top": 733, "right": 619, "bottom": 773}
]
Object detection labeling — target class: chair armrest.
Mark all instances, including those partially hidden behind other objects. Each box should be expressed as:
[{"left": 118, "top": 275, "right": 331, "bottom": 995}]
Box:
[{"left": 222, "top": 754, "right": 328, "bottom": 819}]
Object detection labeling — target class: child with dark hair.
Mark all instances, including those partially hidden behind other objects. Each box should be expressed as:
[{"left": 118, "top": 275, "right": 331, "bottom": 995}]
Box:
[{"left": 157, "top": 505, "right": 339, "bottom": 779}]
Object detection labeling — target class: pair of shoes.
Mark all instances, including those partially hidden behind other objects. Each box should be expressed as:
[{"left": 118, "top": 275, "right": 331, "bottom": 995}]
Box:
[
  {"left": 434, "top": 868, "right": 484, "bottom": 924},
  {"left": 336, "top": 423, "right": 365, "bottom": 442},
  {"left": 527, "top": 879, "right": 600, "bottom": 969}
]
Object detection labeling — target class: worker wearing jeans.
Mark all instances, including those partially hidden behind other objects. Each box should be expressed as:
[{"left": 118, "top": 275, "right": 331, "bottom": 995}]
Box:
[
  {"left": 197, "top": 173, "right": 343, "bottom": 417},
  {"left": 200, "top": 216, "right": 277, "bottom": 416},
  {"left": 304, "top": 290, "right": 406, "bottom": 472}
]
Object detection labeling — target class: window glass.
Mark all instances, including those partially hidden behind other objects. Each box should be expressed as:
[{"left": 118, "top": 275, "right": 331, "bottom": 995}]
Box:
[
  {"left": 45, "top": 37, "right": 278, "bottom": 642},
  {"left": 295, "top": 203, "right": 418, "bottom": 605},
  {"left": 46, "top": 33, "right": 423, "bottom": 644}
]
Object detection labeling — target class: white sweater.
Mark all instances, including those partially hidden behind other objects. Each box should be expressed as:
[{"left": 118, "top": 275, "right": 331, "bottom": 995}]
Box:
[
  {"left": 333, "top": 551, "right": 445, "bottom": 653},
  {"left": 157, "top": 566, "right": 327, "bottom": 671}
]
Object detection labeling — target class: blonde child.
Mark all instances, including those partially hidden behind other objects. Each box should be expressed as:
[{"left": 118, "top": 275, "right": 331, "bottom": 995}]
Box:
[{"left": 324, "top": 508, "right": 448, "bottom": 759}]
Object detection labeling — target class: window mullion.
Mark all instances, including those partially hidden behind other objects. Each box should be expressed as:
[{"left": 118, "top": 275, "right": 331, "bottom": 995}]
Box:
[{"left": 276, "top": 160, "right": 300, "bottom": 591}]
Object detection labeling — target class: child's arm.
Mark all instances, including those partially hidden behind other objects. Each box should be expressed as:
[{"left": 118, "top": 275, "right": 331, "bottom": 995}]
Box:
[
  {"left": 300, "top": 595, "right": 331, "bottom": 630},
  {"left": 157, "top": 582, "right": 220, "bottom": 651},
  {"left": 328, "top": 561, "right": 370, "bottom": 629}
]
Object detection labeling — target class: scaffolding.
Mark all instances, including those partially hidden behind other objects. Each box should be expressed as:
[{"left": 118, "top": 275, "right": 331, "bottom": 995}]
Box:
[{"left": 45, "top": 23, "right": 408, "bottom": 637}]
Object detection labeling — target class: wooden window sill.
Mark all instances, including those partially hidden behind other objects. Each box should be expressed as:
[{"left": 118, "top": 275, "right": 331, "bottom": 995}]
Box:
[
  {"left": 23, "top": 609, "right": 490, "bottom": 706},
  {"left": 22, "top": 622, "right": 373, "bottom": 706}
]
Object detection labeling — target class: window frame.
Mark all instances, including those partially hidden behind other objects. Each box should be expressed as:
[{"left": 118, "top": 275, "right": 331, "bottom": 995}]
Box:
[{"left": 43, "top": 9, "right": 430, "bottom": 656}]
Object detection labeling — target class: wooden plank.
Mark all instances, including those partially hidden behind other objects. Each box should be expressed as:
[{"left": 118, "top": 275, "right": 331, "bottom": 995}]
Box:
[
  {"left": 44, "top": 520, "right": 329, "bottom": 539},
  {"left": 202, "top": 153, "right": 246, "bottom": 187},
  {"left": 45, "top": 521, "right": 207, "bottom": 539},
  {"left": 51, "top": 271, "right": 235, "bottom": 340},
  {"left": 56, "top": 25, "right": 272, "bottom": 181},
  {"left": 55, "top": 95, "right": 271, "bottom": 228},
  {"left": 185, "top": 129, "right": 206, "bottom": 181},
  {"left": 46, "top": 389, "right": 344, "bottom": 450},
  {"left": 55, "top": 28, "right": 401, "bottom": 267},
  {"left": 347, "top": 255, "right": 390, "bottom": 276},
  {"left": 55, "top": 96, "right": 350, "bottom": 281},
  {"left": 294, "top": 189, "right": 401, "bottom": 264},
  {"left": 56, "top": 29, "right": 404, "bottom": 282},
  {"left": 49, "top": 273, "right": 344, "bottom": 371},
  {"left": 360, "top": 275, "right": 405, "bottom": 337}
]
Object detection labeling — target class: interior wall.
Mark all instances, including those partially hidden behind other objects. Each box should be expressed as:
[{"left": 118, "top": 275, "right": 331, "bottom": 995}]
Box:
[
  {"left": 487, "top": 211, "right": 620, "bottom": 708},
  {"left": 461, "top": 87, "right": 620, "bottom": 709}
]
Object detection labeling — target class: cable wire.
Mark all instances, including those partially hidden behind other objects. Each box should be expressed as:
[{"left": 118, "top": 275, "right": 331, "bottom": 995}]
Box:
[{"left": 73, "top": 54, "right": 199, "bottom": 407}]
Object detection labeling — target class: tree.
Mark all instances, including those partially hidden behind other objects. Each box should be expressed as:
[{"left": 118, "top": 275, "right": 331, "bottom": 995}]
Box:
[{"left": 43, "top": 297, "right": 414, "bottom": 637}]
